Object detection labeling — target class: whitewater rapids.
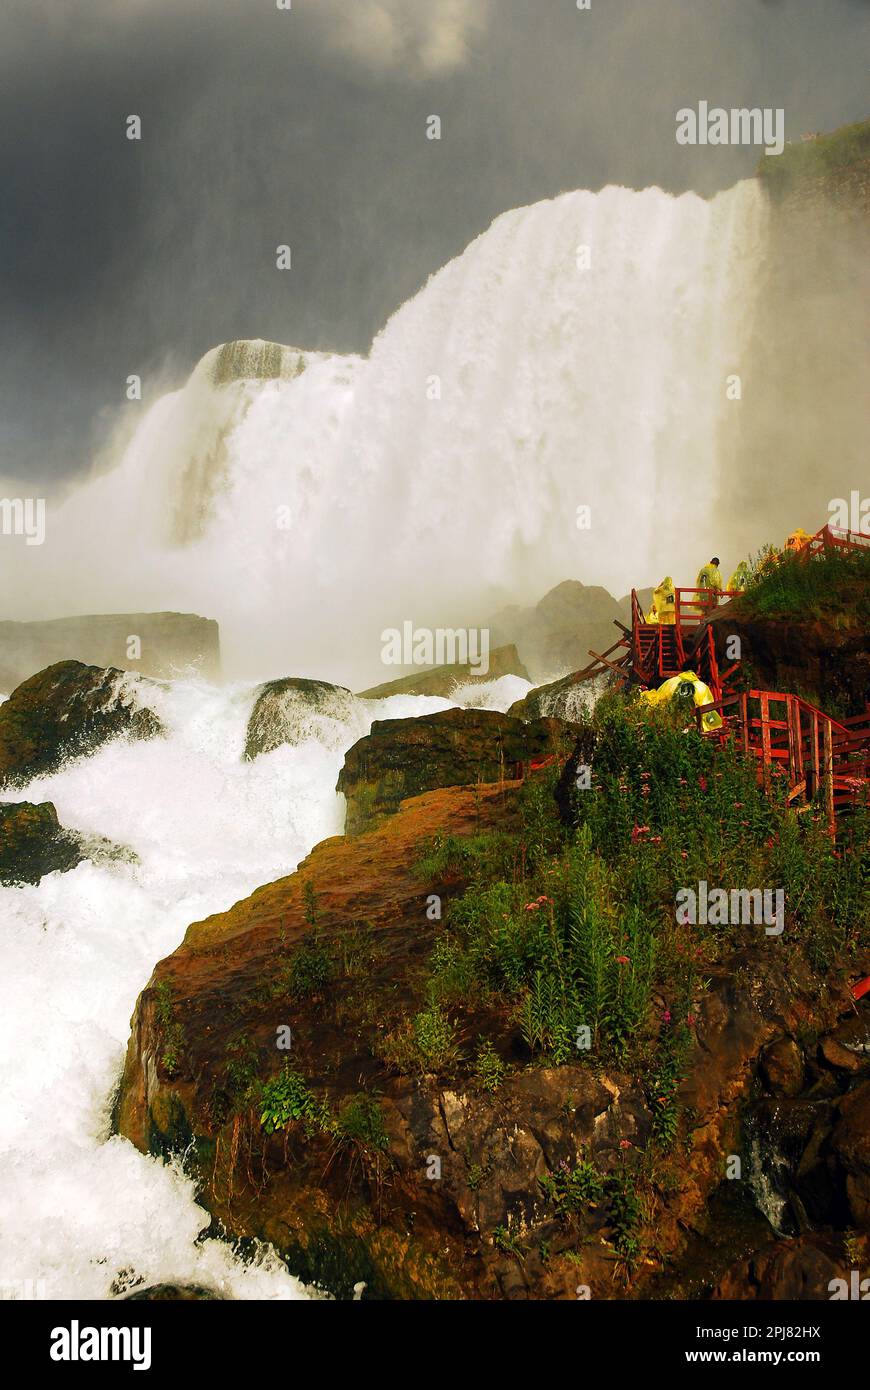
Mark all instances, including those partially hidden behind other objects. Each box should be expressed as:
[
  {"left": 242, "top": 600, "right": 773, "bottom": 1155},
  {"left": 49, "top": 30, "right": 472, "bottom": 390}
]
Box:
[{"left": 0, "top": 675, "right": 528, "bottom": 1300}]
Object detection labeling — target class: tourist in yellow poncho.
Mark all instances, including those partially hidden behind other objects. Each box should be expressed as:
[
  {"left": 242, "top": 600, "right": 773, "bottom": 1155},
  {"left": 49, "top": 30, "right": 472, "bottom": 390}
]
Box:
[
  {"left": 727, "top": 559, "right": 751, "bottom": 593},
  {"left": 641, "top": 671, "right": 724, "bottom": 731},
  {"left": 645, "top": 575, "right": 676, "bottom": 625},
  {"left": 695, "top": 556, "right": 722, "bottom": 612}
]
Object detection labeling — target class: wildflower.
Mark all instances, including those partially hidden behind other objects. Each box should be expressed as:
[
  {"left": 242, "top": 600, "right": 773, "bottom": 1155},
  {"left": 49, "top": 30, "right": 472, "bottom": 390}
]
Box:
[
  {"left": 687, "top": 1014, "right": 696, "bottom": 1026},
  {"left": 698, "top": 776, "right": 708, "bottom": 792},
  {"left": 615, "top": 955, "right": 631, "bottom": 965},
  {"left": 680, "top": 850, "right": 688, "bottom": 859},
  {"left": 630, "top": 823, "right": 650, "bottom": 843},
  {"left": 524, "top": 902, "right": 540, "bottom": 912},
  {"left": 662, "top": 1009, "right": 672, "bottom": 1023},
  {"left": 619, "top": 1139, "right": 633, "bottom": 1150}
]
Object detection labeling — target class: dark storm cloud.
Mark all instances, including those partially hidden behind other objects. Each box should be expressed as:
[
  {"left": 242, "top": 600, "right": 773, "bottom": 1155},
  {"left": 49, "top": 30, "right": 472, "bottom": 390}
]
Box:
[{"left": 0, "top": 0, "right": 867, "bottom": 484}]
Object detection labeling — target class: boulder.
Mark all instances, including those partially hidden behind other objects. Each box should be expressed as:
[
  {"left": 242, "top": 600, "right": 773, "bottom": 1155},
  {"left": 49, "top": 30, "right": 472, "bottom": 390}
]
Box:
[
  {"left": 356, "top": 644, "right": 529, "bottom": 700},
  {"left": 0, "top": 801, "right": 83, "bottom": 885},
  {"left": 760, "top": 1037, "right": 805, "bottom": 1097},
  {"left": 0, "top": 800, "right": 137, "bottom": 886},
  {"left": 0, "top": 661, "right": 163, "bottom": 788},
  {"left": 830, "top": 1081, "right": 870, "bottom": 1229},
  {"left": 336, "top": 707, "right": 574, "bottom": 835},
  {"left": 244, "top": 677, "right": 357, "bottom": 760}
]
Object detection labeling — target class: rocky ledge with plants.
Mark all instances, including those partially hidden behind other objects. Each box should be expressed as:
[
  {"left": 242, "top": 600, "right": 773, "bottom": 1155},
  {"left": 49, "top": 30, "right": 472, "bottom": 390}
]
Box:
[{"left": 115, "top": 676, "right": 870, "bottom": 1299}]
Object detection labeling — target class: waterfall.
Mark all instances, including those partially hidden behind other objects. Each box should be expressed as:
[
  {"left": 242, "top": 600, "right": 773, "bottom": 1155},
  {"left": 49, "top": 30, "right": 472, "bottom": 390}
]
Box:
[{"left": 2, "top": 180, "right": 768, "bottom": 687}]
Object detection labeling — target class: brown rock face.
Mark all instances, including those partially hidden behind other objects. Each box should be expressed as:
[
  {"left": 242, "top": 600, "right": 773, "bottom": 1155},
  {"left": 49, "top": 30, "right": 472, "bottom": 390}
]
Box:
[
  {"left": 713, "top": 1234, "right": 846, "bottom": 1300},
  {"left": 831, "top": 1082, "right": 870, "bottom": 1229},
  {"left": 0, "top": 661, "right": 163, "bottom": 788},
  {"left": 708, "top": 608, "right": 869, "bottom": 716},
  {"left": 760, "top": 1037, "right": 805, "bottom": 1097},
  {"left": 336, "top": 707, "right": 574, "bottom": 835}
]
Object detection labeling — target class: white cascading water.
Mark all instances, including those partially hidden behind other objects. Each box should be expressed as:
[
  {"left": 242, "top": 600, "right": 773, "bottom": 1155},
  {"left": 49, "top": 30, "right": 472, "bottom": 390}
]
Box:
[
  {"left": 0, "top": 179, "right": 769, "bottom": 1298},
  {"left": 3, "top": 180, "right": 768, "bottom": 687},
  {"left": 0, "top": 676, "right": 529, "bottom": 1299}
]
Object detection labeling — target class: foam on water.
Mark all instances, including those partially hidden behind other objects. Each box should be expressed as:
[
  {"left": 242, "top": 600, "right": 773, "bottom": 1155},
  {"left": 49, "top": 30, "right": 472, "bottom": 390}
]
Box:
[{"left": 0, "top": 675, "right": 522, "bottom": 1299}]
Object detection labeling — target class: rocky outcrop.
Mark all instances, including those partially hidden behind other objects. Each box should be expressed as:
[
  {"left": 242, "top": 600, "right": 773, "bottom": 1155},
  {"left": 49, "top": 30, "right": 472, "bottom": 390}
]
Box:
[
  {"left": 116, "top": 756, "right": 863, "bottom": 1300},
  {"left": 0, "top": 661, "right": 163, "bottom": 788},
  {"left": 336, "top": 707, "right": 574, "bottom": 835},
  {"left": 0, "top": 613, "right": 220, "bottom": 693},
  {"left": 356, "top": 644, "right": 529, "bottom": 700},
  {"left": 244, "top": 678, "right": 357, "bottom": 760},
  {"left": 489, "top": 583, "right": 627, "bottom": 682},
  {"left": 0, "top": 801, "right": 83, "bottom": 885},
  {"left": 707, "top": 606, "right": 869, "bottom": 716},
  {"left": 712, "top": 1234, "right": 847, "bottom": 1300},
  {"left": 0, "top": 799, "right": 135, "bottom": 885}
]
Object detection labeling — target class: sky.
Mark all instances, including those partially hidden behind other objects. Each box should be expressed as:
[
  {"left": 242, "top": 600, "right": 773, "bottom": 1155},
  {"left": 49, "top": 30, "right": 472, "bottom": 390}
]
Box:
[{"left": 1, "top": 0, "right": 868, "bottom": 486}]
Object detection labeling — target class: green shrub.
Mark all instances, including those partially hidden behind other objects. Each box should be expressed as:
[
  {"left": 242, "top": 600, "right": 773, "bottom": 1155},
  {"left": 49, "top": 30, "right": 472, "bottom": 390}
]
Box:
[{"left": 259, "top": 1066, "right": 332, "bottom": 1136}]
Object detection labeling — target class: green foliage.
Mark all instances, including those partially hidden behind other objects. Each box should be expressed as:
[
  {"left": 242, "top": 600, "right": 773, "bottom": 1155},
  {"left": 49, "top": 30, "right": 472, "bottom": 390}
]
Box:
[
  {"left": 539, "top": 1157, "right": 605, "bottom": 1215},
  {"left": 757, "top": 118, "right": 870, "bottom": 199},
  {"left": 739, "top": 543, "right": 870, "bottom": 623},
  {"left": 473, "top": 1038, "right": 507, "bottom": 1093},
  {"left": 608, "top": 1164, "right": 643, "bottom": 1267},
  {"left": 302, "top": 880, "right": 320, "bottom": 927},
  {"left": 259, "top": 1065, "right": 332, "bottom": 1136},
  {"left": 382, "top": 1004, "right": 462, "bottom": 1076},
  {"left": 335, "top": 1094, "right": 388, "bottom": 1153},
  {"left": 153, "top": 981, "right": 185, "bottom": 1078},
  {"left": 273, "top": 933, "right": 332, "bottom": 999}
]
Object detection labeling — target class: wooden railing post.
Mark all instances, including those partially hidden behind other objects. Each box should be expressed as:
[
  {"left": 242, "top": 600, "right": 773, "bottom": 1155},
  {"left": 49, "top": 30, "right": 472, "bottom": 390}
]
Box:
[{"left": 823, "top": 719, "right": 835, "bottom": 836}]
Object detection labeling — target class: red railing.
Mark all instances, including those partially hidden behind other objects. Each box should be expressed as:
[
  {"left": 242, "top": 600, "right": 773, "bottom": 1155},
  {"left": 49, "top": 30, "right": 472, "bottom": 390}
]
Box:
[
  {"left": 696, "top": 689, "right": 864, "bottom": 833},
  {"left": 800, "top": 525, "right": 870, "bottom": 559}
]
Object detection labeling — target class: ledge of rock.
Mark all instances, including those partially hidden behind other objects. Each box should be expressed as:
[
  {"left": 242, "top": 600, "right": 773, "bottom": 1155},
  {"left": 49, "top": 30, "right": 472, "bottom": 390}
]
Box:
[
  {"left": 0, "top": 661, "right": 163, "bottom": 788},
  {"left": 336, "top": 707, "right": 574, "bottom": 835}
]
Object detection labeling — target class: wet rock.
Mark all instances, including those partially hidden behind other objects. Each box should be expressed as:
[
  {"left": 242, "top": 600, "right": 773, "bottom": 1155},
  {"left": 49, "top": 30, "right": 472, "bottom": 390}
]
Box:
[
  {"left": 820, "top": 1036, "right": 865, "bottom": 1075},
  {"left": 0, "top": 801, "right": 83, "bottom": 885},
  {"left": 760, "top": 1037, "right": 805, "bottom": 1097},
  {"left": 712, "top": 1233, "right": 845, "bottom": 1300},
  {"left": 244, "top": 677, "right": 357, "bottom": 760},
  {"left": 337, "top": 707, "right": 574, "bottom": 835},
  {"left": 830, "top": 1081, "right": 870, "bottom": 1228},
  {"left": 0, "top": 661, "right": 163, "bottom": 788}
]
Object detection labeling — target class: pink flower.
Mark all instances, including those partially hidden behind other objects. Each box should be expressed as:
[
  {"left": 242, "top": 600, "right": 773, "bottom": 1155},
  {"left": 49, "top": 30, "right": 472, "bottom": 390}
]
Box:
[
  {"left": 524, "top": 902, "right": 540, "bottom": 912},
  {"left": 698, "top": 776, "right": 708, "bottom": 792},
  {"left": 619, "top": 1139, "right": 633, "bottom": 1150},
  {"left": 662, "top": 1009, "right": 672, "bottom": 1022},
  {"left": 631, "top": 823, "right": 650, "bottom": 843},
  {"left": 615, "top": 955, "right": 631, "bottom": 965}
]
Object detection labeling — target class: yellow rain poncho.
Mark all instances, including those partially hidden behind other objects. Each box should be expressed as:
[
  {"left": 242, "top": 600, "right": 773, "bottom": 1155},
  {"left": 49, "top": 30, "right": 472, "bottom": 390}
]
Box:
[
  {"left": 645, "top": 575, "right": 676, "bottom": 625},
  {"left": 641, "top": 671, "right": 724, "bottom": 732},
  {"left": 696, "top": 561, "right": 723, "bottom": 593},
  {"left": 727, "top": 559, "right": 752, "bottom": 592},
  {"left": 784, "top": 527, "right": 812, "bottom": 553}
]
